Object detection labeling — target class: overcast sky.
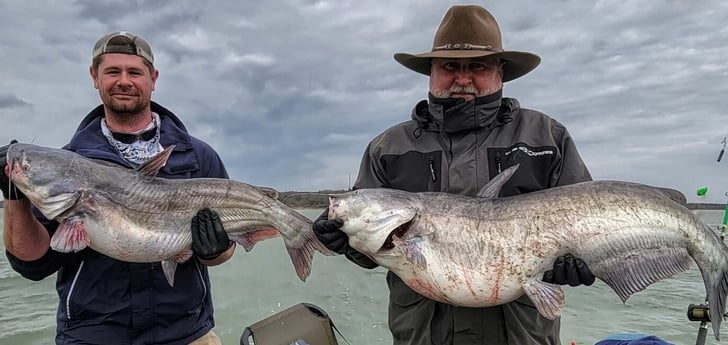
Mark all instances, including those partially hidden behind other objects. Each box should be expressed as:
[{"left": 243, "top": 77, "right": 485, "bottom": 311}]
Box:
[{"left": 1, "top": 1, "right": 727, "bottom": 202}]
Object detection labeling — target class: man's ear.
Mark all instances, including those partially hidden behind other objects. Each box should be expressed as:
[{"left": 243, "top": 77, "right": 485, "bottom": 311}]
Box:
[
  {"left": 151, "top": 69, "right": 159, "bottom": 91},
  {"left": 89, "top": 65, "right": 99, "bottom": 89}
]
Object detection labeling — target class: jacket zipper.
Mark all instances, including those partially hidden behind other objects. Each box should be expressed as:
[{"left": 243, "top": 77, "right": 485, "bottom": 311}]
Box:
[
  {"left": 66, "top": 260, "right": 85, "bottom": 320},
  {"left": 428, "top": 160, "right": 437, "bottom": 182},
  {"left": 495, "top": 152, "right": 503, "bottom": 174}
]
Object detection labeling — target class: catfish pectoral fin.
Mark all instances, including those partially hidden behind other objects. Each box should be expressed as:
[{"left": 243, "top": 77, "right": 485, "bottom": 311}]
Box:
[{"left": 50, "top": 216, "right": 89, "bottom": 253}]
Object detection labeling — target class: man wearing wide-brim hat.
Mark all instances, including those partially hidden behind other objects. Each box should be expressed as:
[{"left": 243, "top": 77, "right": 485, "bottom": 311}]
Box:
[{"left": 313, "top": 4, "right": 594, "bottom": 345}]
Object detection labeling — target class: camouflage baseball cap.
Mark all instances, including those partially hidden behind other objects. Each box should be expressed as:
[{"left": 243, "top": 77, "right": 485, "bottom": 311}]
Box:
[{"left": 92, "top": 31, "right": 154, "bottom": 65}]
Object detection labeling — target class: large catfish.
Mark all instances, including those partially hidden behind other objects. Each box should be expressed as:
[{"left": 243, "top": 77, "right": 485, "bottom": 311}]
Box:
[
  {"left": 5, "top": 143, "right": 331, "bottom": 286},
  {"left": 328, "top": 165, "right": 728, "bottom": 340}
]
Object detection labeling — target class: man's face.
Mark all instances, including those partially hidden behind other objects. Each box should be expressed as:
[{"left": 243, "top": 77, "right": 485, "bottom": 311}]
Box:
[
  {"left": 429, "top": 57, "right": 503, "bottom": 101},
  {"left": 90, "top": 53, "right": 158, "bottom": 117}
]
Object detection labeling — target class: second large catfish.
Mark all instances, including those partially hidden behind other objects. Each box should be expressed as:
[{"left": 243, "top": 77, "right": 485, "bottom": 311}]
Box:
[{"left": 328, "top": 165, "right": 728, "bottom": 340}]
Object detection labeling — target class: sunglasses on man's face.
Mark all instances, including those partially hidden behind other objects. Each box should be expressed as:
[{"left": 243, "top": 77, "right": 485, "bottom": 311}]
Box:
[{"left": 110, "top": 126, "right": 156, "bottom": 144}]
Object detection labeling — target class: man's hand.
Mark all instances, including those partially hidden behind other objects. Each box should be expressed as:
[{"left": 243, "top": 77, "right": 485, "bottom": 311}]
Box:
[
  {"left": 313, "top": 216, "right": 349, "bottom": 254},
  {"left": 191, "top": 209, "right": 232, "bottom": 261},
  {"left": 0, "top": 140, "right": 25, "bottom": 200},
  {"left": 313, "top": 210, "right": 378, "bottom": 269},
  {"left": 542, "top": 253, "right": 595, "bottom": 286}
]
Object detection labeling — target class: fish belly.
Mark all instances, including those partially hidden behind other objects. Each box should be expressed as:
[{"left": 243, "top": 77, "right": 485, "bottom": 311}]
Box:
[{"left": 83, "top": 216, "right": 192, "bottom": 262}]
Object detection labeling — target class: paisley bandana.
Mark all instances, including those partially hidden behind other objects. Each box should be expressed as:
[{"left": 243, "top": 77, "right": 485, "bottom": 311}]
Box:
[{"left": 101, "top": 113, "right": 163, "bottom": 165}]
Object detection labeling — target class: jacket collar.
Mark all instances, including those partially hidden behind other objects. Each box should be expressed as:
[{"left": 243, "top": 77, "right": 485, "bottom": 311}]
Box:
[
  {"left": 412, "top": 92, "right": 519, "bottom": 134},
  {"left": 65, "top": 101, "right": 198, "bottom": 173}
]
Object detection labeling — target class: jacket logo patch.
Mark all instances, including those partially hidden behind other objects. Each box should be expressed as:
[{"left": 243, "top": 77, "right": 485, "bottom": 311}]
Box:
[{"left": 504, "top": 146, "right": 554, "bottom": 157}]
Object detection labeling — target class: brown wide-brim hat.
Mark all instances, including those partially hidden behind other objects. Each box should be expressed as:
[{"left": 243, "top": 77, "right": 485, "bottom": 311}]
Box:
[{"left": 394, "top": 5, "right": 541, "bottom": 82}]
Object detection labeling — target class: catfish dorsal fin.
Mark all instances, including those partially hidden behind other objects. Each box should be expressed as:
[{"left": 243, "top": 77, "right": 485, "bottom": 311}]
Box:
[
  {"left": 136, "top": 145, "right": 175, "bottom": 176},
  {"left": 655, "top": 187, "right": 687, "bottom": 206},
  {"left": 476, "top": 164, "right": 519, "bottom": 198}
]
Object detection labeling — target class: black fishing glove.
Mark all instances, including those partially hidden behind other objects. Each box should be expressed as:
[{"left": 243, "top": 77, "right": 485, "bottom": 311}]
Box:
[
  {"left": 191, "top": 209, "right": 232, "bottom": 260},
  {"left": 313, "top": 209, "right": 378, "bottom": 269},
  {"left": 542, "top": 253, "right": 595, "bottom": 287},
  {"left": 313, "top": 215, "right": 348, "bottom": 254},
  {"left": 0, "top": 140, "right": 25, "bottom": 200}
]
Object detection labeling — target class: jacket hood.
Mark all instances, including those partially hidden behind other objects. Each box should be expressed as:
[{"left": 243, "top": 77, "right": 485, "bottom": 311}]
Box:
[{"left": 68, "top": 101, "right": 194, "bottom": 152}]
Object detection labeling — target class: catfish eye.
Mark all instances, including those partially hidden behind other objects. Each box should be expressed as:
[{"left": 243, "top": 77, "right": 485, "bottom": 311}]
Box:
[{"left": 22, "top": 163, "right": 30, "bottom": 172}]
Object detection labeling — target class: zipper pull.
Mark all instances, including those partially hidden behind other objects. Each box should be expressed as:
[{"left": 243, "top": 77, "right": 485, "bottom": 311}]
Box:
[
  {"left": 428, "top": 160, "right": 437, "bottom": 182},
  {"left": 495, "top": 152, "right": 502, "bottom": 174}
]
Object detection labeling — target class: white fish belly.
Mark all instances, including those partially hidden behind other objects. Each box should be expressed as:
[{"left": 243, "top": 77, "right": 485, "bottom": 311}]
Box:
[
  {"left": 84, "top": 217, "right": 192, "bottom": 262},
  {"left": 379, "top": 245, "right": 530, "bottom": 307}
]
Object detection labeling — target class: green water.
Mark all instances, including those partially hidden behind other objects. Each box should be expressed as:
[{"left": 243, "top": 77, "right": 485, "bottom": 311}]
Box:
[{"left": 0, "top": 210, "right": 724, "bottom": 345}]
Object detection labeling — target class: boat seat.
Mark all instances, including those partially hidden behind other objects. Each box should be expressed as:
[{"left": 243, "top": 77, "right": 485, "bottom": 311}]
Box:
[{"left": 240, "top": 302, "right": 341, "bottom": 345}]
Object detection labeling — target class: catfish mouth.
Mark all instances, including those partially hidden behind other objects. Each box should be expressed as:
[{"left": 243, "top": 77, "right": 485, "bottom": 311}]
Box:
[
  {"left": 380, "top": 220, "right": 413, "bottom": 251},
  {"left": 8, "top": 157, "right": 27, "bottom": 187}
]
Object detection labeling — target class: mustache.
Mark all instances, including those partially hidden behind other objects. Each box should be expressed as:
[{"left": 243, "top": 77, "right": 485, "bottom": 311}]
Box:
[
  {"left": 449, "top": 85, "right": 480, "bottom": 94},
  {"left": 110, "top": 86, "right": 140, "bottom": 96},
  {"left": 430, "top": 83, "right": 504, "bottom": 99},
  {"left": 430, "top": 85, "right": 485, "bottom": 98}
]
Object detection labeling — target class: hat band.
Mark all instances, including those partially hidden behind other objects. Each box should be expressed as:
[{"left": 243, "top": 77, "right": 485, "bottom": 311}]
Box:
[{"left": 433, "top": 43, "right": 499, "bottom": 51}]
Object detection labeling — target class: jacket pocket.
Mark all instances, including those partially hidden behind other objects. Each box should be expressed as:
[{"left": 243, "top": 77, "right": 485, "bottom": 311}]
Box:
[
  {"left": 155, "top": 259, "right": 208, "bottom": 319},
  {"left": 380, "top": 150, "right": 442, "bottom": 192},
  {"left": 487, "top": 144, "right": 555, "bottom": 196},
  {"left": 193, "top": 260, "right": 208, "bottom": 304},
  {"left": 59, "top": 254, "right": 133, "bottom": 330},
  {"left": 64, "top": 260, "right": 85, "bottom": 321}
]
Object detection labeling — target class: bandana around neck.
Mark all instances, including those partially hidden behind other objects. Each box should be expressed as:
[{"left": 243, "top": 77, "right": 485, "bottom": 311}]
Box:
[{"left": 101, "top": 113, "right": 164, "bottom": 165}]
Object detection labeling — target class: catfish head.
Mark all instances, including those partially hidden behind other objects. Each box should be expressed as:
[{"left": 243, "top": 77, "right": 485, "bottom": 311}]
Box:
[
  {"left": 328, "top": 188, "right": 420, "bottom": 255},
  {"left": 6, "top": 143, "right": 85, "bottom": 219}
]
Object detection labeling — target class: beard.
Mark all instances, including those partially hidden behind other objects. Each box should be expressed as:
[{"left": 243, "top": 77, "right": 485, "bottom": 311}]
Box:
[
  {"left": 102, "top": 92, "right": 149, "bottom": 122},
  {"left": 430, "top": 83, "right": 502, "bottom": 99}
]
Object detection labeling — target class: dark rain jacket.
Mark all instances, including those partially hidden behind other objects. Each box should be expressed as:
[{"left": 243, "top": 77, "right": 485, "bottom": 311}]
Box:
[
  {"left": 352, "top": 94, "right": 592, "bottom": 345},
  {"left": 6, "top": 102, "right": 229, "bottom": 345}
]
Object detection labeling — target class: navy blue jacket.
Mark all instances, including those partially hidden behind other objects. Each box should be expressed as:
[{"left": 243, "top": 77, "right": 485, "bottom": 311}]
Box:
[{"left": 6, "top": 102, "right": 229, "bottom": 345}]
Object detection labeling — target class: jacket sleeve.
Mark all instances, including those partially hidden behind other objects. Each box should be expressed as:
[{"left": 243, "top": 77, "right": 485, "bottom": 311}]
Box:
[
  {"left": 5, "top": 208, "right": 76, "bottom": 281},
  {"left": 352, "top": 142, "right": 387, "bottom": 190},
  {"left": 344, "top": 143, "right": 386, "bottom": 269},
  {"left": 550, "top": 123, "right": 592, "bottom": 187},
  {"left": 195, "top": 140, "right": 229, "bottom": 179},
  {"left": 206, "top": 153, "right": 228, "bottom": 179}
]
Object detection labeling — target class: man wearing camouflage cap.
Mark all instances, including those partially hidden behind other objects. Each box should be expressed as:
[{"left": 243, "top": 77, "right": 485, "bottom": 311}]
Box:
[{"left": 2, "top": 31, "right": 233, "bottom": 344}]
